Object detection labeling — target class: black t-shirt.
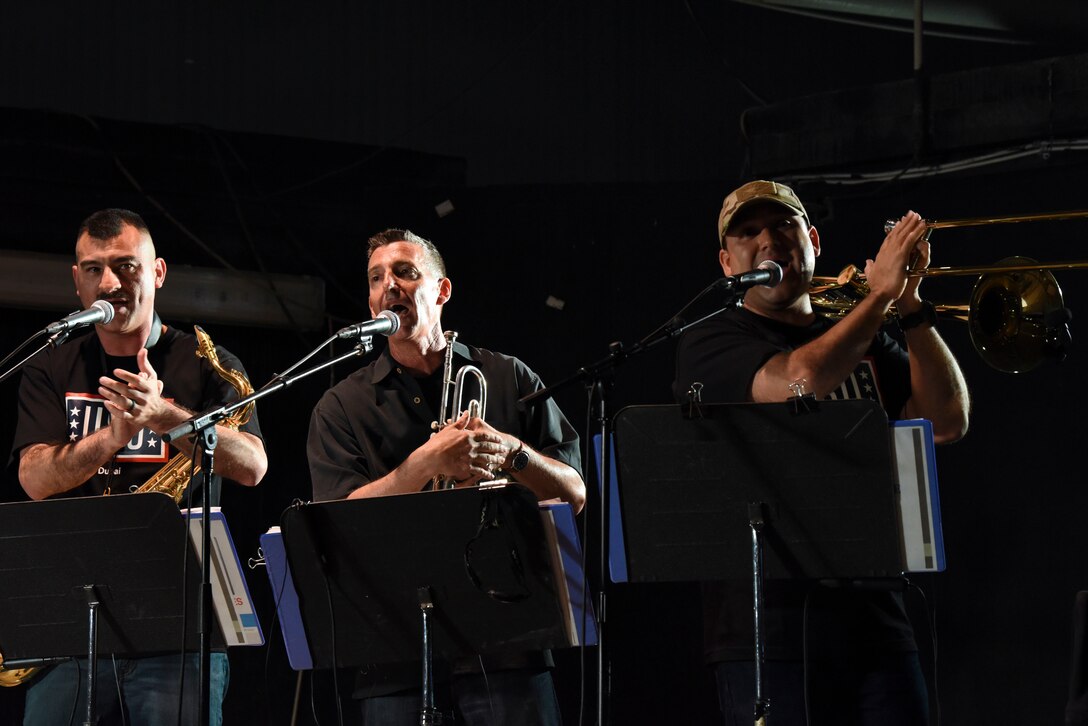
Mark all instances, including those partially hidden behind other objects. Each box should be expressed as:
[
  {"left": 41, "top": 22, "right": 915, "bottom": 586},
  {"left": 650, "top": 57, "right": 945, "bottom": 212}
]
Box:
[
  {"left": 673, "top": 306, "right": 911, "bottom": 414},
  {"left": 673, "top": 306, "right": 916, "bottom": 662},
  {"left": 11, "top": 325, "right": 263, "bottom": 499}
]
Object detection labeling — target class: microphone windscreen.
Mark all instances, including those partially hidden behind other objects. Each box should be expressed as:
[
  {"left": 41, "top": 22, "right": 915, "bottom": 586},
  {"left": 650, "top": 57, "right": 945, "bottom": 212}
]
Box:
[{"left": 92, "top": 299, "right": 116, "bottom": 324}]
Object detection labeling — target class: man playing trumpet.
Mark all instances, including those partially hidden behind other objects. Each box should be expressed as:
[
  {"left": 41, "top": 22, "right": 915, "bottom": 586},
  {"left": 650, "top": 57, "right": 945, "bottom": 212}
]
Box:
[
  {"left": 307, "top": 228, "right": 585, "bottom": 725},
  {"left": 673, "top": 180, "right": 969, "bottom": 725}
]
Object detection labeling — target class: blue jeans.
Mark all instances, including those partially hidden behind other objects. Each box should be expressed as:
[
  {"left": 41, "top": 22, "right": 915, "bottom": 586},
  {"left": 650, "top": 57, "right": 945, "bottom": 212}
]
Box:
[
  {"left": 714, "top": 653, "right": 928, "bottom": 726},
  {"left": 359, "top": 669, "right": 561, "bottom": 726},
  {"left": 23, "top": 652, "right": 229, "bottom": 726}
]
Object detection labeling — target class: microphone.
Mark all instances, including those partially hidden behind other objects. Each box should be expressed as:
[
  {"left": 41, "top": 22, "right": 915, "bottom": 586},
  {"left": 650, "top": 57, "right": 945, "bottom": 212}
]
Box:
[
  {"left": 335, "top": 309, "right": 401, "bottom": 340},
  {"left": 44, "top": 300, "right": 115, "bottom": 335},
  {"left": 717, "top": 260, "right": 784, "bottom": 292}
]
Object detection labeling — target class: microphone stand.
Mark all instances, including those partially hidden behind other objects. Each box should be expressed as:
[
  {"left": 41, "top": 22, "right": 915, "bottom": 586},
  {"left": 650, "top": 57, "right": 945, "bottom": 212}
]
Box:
[
  {"left": 519, "top": 280, "right": 747, "bottom": 726},
  {"left": 0, "top": 330, "right": 70, "bottom": 383},
  {"left": 0, "top": 304, "right": 119, "bottom": 382},
  {"left": 164, "top": 334, "right": 377, "bottom": 726}
]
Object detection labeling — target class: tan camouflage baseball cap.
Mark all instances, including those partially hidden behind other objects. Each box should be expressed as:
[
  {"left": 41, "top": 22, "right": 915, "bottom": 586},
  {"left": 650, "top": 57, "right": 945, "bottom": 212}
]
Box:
[{"left": 717, "top": 180, "right": 809, "bottom": 244}]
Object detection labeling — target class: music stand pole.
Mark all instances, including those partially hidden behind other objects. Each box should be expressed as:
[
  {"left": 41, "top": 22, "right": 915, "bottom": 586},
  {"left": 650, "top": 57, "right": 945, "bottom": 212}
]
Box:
[
  {"left": 608, "top": 401, "right": 907, "bottom": 726},
  {"left": 195, "top": 426, "right": 219, "bottom": 726},
  {"left": 417, "top": 587, "right": 442, "bottom": 726},
  {"left": 519, "top": 299, "right": 743, "bottom": 726},
  {"left": 82, "top": 586, "right": 101, "bottom": 726},
  {"left": 749, "top": 504, "right": 769, "bottom": 726},
  {"left": 592, "top": 377, "right": 610, "bottom": 726},
  {"left": 162, "top": 339, "right": 374, "bottom": 726}
]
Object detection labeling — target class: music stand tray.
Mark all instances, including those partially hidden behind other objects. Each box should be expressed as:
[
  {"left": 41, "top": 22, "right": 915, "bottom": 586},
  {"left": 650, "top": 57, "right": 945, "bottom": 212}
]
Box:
[
  {"left": 278, "top": 484, "right": 593, "bottom": 671},
  {"left": 0, "top": 493, "right": 233, "bottom": 664},
  {"left": 609, "top": 400, "right": 906, "bottom": 583}
]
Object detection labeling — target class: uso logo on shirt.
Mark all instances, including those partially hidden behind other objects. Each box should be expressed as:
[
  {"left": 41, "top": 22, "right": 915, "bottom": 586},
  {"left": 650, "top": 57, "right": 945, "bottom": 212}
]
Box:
[{"left": 64, "top": 392, "right": 171, "bottom": 463}]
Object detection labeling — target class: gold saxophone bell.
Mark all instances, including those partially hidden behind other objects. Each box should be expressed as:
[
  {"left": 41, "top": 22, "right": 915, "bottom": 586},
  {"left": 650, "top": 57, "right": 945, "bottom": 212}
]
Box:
[
  {"left": 0, "top": 653, "right": 40, "bottom": 688},
  {"left": 132, "top": 325, "right": 255, "bottom": 502},
  {"left": 430, "top": 330, "right": 489, "bottom": 491}
]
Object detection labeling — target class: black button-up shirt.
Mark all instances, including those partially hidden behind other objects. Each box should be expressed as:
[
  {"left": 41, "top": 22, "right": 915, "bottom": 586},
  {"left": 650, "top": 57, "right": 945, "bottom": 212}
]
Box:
[{"left": 308, "top": 341, "right": 580, "bottom": 502}]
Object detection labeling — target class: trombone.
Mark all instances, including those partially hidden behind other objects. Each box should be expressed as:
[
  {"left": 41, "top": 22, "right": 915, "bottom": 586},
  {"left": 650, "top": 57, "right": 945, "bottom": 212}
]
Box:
[
  {"left": 810, "top": 209, "right": 1088, "bottom": 373},
  {"left": 882, "top": 209, "right": 1088, "bottom": 236}
]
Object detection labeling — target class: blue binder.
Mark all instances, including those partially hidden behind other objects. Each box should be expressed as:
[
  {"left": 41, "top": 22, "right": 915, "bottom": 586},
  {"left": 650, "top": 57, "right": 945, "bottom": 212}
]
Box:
[{"left": 259, "top": 526, "right": 312, "bottom": 670}]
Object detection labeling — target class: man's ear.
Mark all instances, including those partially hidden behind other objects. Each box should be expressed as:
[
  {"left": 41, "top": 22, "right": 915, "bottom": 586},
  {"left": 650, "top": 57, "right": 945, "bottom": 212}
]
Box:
[
  {"left": 809, "top": 225, "right": 821, "bottom": 258},
  {"left": 719, "top": 247, "right": 735, "bottom": 276},
  {"left": 71, "top": 265, "right": 80, "bottom": 298},
  {"left": 437, "top": 277, "right": 452, "bottom": 305},
  {"left": 154, "top": 258, "right": 167, "bottom": 288}
]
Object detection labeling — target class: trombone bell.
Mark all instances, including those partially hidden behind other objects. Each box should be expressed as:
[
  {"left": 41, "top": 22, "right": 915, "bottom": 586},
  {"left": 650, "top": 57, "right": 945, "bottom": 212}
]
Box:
[{"left": 968, "top": 257, "right": 1070, "bottom": 374}]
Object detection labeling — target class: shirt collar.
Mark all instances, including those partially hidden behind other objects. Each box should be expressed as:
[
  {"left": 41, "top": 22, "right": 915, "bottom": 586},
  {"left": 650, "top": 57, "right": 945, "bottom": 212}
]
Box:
[{"left": 372, "top": 339, "right": 480, "bottom": 384}]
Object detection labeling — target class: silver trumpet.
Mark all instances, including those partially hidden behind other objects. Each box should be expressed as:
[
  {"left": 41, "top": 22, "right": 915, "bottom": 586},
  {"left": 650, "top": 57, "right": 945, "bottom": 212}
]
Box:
[{"left": 431, "top": 330, "right": 488, "bottom": 490}]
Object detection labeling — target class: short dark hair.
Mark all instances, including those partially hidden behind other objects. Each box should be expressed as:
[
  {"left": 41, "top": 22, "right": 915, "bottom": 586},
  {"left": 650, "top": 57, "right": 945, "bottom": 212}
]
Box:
[
  {"left": 78, "top": 208, "right": 150, "bottom": 241},
  {"left": 367, "top": 228, "right": 446, "bottom": 277}
]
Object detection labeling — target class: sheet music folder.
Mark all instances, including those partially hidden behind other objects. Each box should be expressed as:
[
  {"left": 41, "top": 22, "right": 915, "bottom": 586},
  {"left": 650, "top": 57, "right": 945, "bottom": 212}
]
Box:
[
  {"left": 180, "top": 507, "right": 264, "bottom": 647},
  {"left": 0, "top": 492, "right": 229, "bottom": 662},
  {"left": 611, "top": 400, "right": 905, "bottom": 582},
  {"left": 278, "top": 484, "right": 594, "bottom": 670}
]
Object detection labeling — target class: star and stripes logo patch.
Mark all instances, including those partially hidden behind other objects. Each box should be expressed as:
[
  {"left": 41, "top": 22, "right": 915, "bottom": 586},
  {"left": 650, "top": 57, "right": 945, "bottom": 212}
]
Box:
[
  {"left": 825, "top": 358, "right": 884, "bottom": 407},
  {"left": 65, "top": 393, "right": 171, "bottom": 463}
]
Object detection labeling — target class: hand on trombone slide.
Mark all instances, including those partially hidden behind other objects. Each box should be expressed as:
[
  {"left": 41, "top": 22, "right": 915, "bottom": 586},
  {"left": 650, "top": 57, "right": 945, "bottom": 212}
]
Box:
[{"left": 864, "top": 211, "right": 931, "bottom": 315}]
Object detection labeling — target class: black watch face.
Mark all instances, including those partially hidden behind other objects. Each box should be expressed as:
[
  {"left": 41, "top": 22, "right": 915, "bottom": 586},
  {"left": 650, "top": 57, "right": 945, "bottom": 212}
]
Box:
[{"left": 511, "top": 450, "right": 530, "bottom": 472}]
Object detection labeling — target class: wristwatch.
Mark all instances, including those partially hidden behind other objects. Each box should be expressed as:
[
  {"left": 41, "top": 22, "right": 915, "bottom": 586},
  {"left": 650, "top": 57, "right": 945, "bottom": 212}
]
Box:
[
  {"left": 898, "top": 300, "right": 938, "bottom": 331},
  {"left": 507, "top": 441, "right": 530, "bottom": 472}
]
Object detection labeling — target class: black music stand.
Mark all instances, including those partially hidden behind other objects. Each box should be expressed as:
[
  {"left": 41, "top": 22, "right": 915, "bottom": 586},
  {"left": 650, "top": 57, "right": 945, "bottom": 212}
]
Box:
[
  {"left": 281, "top": 484, "right": 582, "bottom": 725},
  {"left": 611, "top": 400, "right": 905, "bottom": 725},
  {"left": 0, "top": 493, "right": 224, "bottom": 725}
]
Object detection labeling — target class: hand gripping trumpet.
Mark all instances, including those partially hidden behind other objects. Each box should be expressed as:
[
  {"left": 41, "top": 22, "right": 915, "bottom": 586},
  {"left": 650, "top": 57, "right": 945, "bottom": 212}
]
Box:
[{"left": 430, "top": 330, "right": 488, "bottom": 490}]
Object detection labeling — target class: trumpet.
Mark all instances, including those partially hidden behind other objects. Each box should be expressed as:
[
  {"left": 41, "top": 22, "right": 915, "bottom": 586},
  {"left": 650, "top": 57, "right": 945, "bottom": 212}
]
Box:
[
  {"left": 811, "top": 209, "right": 1088, "bottom": 373},
  {"left": 430, "top": 330, "right": 488, "bottom": 490}
]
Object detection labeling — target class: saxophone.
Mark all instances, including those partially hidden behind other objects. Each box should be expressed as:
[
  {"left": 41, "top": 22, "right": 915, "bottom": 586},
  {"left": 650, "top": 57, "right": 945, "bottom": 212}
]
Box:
[
  {"left": 132, "top": 325, "right": 255, "bottom": 502},
  {"left": 0, "top": 326, "right": 255, "bottom": 688},
  {"left": 0, "top": 655, "right": 38, "bottom": 688}
]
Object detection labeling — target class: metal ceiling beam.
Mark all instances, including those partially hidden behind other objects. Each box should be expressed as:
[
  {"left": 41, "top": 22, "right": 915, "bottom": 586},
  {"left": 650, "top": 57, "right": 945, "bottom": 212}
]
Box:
[{"left": 0, "top": 250, "right": 326, "bottom": 331}]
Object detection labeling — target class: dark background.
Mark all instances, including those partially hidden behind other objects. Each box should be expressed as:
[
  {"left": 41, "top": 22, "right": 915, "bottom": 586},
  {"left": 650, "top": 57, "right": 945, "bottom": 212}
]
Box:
[{"left": 1, "top": 1, "right": 1088, "bottom": 723}]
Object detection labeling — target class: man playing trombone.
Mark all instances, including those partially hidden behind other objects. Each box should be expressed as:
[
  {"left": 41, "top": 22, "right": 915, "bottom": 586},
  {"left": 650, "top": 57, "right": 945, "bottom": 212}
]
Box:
[
  {"left": 307, "top": 228, "right": 585, "bottom": 725},
  {"left": 673, "top": 180, "right": 969, "bottom": 725}
]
